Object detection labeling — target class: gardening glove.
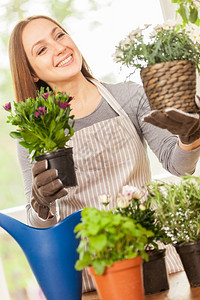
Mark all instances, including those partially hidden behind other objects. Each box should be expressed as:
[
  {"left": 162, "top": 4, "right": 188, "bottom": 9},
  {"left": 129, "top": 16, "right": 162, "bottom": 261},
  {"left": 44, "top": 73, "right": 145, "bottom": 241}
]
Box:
[
  {"left": 142, "top": 108, "right": 200, "bottom": 145},
  {"left": 31, "top": 160, "right": 68, "bottom": 220}
]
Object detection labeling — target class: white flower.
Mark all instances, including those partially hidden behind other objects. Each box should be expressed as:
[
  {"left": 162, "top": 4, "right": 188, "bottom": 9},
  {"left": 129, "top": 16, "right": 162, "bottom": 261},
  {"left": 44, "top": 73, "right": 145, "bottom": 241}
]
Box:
[
  {"left": 129, "top": 27, "right": 143, "bottom": 39},
  {"left": 139, "top": 204, "right": 146, "bottom": 211},
  {"left": 117, "top": 195, "right": 130, "bottom": 208},
  {"left": 185, "top": 23, "right": 200, "bottom": 43},
  {"left": 98, "top": 194, "right": 111, "bottom": 205},
  {"left": 118, "top": 36, "right": 131, "bottom": 49},
  {"left": 113, "top": 48, "right": 123, "bottom": 61}
]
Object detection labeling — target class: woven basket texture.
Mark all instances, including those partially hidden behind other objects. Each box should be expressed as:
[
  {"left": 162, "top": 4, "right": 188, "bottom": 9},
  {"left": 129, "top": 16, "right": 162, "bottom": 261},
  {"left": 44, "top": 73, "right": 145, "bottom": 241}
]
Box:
[{"left": 140, "top": 60, "right": 199, "bottom": 113}]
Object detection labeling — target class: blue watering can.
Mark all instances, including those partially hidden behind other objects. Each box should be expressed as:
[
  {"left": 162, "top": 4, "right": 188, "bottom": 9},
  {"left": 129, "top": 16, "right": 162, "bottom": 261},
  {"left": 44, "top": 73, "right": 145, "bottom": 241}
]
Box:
[{"left": 0, "top": 210, "right": 82, "bottom": 300}]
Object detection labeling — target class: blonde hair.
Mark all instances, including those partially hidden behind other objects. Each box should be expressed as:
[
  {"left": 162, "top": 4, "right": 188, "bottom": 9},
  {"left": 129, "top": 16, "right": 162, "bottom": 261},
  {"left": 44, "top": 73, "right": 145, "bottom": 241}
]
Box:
[{"left": 9, "top": 15, "right": 94, "bottom": 102}]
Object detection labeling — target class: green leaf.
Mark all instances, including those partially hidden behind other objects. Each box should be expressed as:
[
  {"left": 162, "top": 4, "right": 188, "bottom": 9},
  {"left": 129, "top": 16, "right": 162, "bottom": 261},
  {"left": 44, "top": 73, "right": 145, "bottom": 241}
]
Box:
[
  {"left": 92, "top": 260, "right": 107, "bottom": 275},
  {"left": 89, "top": 234, "right": 107, "bottom": 251},
  {"left": 9, "top": 131, "right": 22, "bottom": 139},
  {"left": 189, "top": 8, "right": 198, "bottom": 24}
]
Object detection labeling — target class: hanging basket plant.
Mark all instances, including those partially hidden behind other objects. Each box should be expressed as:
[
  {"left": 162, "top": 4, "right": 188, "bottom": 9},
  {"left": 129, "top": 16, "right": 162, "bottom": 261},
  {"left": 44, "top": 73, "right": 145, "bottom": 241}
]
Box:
[{"left": 114, "top": 20, "right": 200, "bottom": 113}]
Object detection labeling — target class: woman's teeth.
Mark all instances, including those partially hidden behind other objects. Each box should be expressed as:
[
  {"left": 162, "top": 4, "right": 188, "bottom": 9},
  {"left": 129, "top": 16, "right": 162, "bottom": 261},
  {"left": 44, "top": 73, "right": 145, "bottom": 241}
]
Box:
[{"left": 57, "top": 55, "right": 72, "bottom": 67}]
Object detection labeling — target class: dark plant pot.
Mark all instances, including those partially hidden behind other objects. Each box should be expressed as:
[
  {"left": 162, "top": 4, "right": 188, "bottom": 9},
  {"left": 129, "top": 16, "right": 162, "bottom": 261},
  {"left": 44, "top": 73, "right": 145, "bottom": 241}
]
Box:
[
  {"left": 35, "top": 148, "right": 77, "bottom": 188},
  {"left": 174, "top": 240, "right": 200, "bottom": 287},
  {"left": 143, "top": 249, "right": 169, "bottom": 295}
]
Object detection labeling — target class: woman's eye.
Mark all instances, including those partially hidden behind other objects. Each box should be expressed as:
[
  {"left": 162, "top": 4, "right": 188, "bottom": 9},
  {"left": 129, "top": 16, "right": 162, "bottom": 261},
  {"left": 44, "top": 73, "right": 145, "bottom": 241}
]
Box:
[
  {"left": 37, "top": 47, "right": 46, "bottom": 55},
  {"left": 57, "top": 33, "right": 65, "bottom": 39}
]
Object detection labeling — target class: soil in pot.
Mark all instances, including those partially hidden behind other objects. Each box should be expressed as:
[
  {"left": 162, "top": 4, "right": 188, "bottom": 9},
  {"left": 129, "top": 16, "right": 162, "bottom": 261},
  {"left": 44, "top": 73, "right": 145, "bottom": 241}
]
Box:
[
  {"left": 143, "top": 249, "right": 169, "bottom": 295},
  {"left": 175, "top": 240, "right": 200, "bottom": 287},
  {"left": 88, "top": 256, "right": 145, "bottom": 300},
  {"left": 35, "top": 147, "right": 77, "bottom": 188}
]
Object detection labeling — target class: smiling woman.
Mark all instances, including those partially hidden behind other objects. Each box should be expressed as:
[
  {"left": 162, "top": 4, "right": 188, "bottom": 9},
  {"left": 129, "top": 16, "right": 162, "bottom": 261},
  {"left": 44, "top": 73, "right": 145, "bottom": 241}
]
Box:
[{"left": 6, "top": 10, "right": 200, "bottom": 297}]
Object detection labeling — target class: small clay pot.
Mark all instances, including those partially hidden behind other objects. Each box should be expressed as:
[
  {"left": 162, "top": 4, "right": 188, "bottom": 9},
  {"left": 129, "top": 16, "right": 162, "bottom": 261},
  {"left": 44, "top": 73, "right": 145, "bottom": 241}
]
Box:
[
  {"left": 88, "top": 257, "right": 145, "bottom": 300},
  {"left": 35, "top": 147, "right": 77, "bottom": 188}
]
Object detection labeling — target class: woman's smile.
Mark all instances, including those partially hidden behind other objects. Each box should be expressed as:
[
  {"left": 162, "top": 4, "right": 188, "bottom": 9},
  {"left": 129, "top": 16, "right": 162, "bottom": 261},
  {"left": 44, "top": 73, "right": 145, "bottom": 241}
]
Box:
[{"left": 56, "top": 54, "right": 73, "bottom": 67}]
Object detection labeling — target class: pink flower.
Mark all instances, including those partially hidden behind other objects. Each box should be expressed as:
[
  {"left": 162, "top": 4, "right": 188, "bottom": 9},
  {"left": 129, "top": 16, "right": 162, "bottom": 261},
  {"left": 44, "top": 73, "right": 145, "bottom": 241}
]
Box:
[
  {"left": 38, "top": 107, "right": 46, "bottom": 112},
  {"left": 35, "top": 112, "right": 40, "bottom": 117},
  {"left": 122, "top": 185, "right": 143, "bottom": 200},
  {"left": 3, "top": 102, "right": 11, "bottom": 111}
]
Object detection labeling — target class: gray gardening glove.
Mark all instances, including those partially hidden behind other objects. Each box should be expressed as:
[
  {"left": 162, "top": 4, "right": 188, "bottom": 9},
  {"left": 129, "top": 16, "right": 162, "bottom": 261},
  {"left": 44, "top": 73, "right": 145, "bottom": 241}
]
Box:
[
  {"left": 143, "top": 108, "right": 200, "bottom": 145},
  {"left": 31, "top": 160, "right": 68, "bottom": 220}
]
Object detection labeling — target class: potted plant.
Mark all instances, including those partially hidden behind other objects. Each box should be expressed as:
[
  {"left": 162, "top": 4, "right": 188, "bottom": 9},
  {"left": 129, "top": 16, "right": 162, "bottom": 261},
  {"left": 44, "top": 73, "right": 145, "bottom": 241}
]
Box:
[
  {"left": 146, "top": 174, "right": 200, "bottom": 287},
  {"left": 113, "top": 20, "right": 200, "bottom": 113},
  {"left": 74, "top": 202, "right": 154, "bottom": 300},
  {"left": 3, "top": 87, "right": 77, "bottom": 187},
  {"left": 114, "top": 185, "right": 169, "bottom": 295}
]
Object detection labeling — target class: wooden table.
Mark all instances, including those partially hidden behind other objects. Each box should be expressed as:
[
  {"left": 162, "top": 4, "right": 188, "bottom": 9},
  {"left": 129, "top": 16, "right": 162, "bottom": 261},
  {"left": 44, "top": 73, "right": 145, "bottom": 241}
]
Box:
[{"left": 82, "top": 271, "right": 200, "bottom": 300}]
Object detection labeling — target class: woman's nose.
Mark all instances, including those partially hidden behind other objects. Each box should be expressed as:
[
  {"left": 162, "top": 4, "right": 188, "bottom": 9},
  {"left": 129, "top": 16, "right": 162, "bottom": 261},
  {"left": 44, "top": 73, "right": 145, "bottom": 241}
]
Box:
[{"left": 53, "top": 42, "right": 65, "bottom": 55}]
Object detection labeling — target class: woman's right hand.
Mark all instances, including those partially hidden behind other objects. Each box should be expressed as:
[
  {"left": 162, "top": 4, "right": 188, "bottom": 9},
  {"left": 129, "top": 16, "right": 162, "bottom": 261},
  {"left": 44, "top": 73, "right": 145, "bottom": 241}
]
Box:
[{"left": 31, "top": 160, "right": 68, "bottom": 220}]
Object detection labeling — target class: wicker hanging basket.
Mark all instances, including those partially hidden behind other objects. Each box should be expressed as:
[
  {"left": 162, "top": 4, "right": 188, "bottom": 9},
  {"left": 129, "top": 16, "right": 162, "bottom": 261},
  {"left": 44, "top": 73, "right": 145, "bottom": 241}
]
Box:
[{"left": 140, "top": 60, "right": 199, "bottom": 113}]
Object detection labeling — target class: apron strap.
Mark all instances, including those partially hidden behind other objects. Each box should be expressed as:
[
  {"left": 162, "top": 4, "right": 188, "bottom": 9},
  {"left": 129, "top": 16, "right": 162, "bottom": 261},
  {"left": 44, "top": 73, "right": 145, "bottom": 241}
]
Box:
[{"left": 89, "top": 78, "right": 129, "bottom": 118}]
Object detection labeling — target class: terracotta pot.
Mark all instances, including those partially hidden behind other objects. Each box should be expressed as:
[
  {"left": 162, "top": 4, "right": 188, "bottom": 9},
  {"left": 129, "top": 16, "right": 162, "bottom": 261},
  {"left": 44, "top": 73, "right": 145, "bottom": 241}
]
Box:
[
  {"left": 88, "top": 256, "right": 144, "bottom": 300},
  {"left": 35, "top": 147, "right": 77, "bottom": 188},
  {"left": 143, "top": 249, "right": 169, "bottom": 294},
  {"left": 175, "top": 240, "right": 200, "bottom": 287}
]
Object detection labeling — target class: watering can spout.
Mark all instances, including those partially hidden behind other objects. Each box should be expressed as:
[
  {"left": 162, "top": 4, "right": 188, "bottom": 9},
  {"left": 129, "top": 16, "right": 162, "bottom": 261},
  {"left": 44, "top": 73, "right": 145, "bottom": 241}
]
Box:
[
  {"left": 0, "top": 210, "right": 83, "bottom": 300},
  {"left": 0, "top": 212, "right": 27, "bottom": 245}
]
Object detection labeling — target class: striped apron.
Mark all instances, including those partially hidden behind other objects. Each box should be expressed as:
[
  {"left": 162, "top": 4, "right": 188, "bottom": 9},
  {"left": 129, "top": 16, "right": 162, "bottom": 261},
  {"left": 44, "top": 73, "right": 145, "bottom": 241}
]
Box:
[{"left": 57, "top": 79, "right": 183, "bottom": 292}]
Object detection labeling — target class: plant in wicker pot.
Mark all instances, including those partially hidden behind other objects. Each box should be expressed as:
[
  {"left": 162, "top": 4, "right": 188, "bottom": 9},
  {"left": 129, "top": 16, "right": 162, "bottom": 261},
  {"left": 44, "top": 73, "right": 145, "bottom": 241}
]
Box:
[
  {"left": 74, "top": 200, "right": 154, "bottom": 300},
  {"left": 114, "top": 20, "right": 200, "bottom": 113},
  {"left": 146, "top": 175, "right": 200, "bottom": 287},
  {"left": 114, "top": 185, "right": 169, "bottom": 295},
  {"left": 3, "top": 87, "right": 77, "bottom": 188}
]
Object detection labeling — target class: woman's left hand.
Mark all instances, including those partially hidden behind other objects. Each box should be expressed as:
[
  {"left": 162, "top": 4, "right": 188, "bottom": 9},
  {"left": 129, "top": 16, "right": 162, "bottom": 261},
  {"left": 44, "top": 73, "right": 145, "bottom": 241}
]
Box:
[{"left": 143, "top": 108, "right": 200, "bottom": 145}]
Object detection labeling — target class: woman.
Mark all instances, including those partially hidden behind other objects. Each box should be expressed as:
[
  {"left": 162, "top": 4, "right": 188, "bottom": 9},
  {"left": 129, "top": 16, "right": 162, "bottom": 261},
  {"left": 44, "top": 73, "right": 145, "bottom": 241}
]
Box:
[{"left": 9, "top": 15, "right": 200, "bottom": 293}]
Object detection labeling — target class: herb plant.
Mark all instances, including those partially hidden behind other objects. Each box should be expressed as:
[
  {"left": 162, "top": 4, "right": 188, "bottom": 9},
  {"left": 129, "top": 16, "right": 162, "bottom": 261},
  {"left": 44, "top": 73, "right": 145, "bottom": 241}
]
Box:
[
  {"left": 146, "top": 175, "right": 200, "bottom": 245},
  {"left": 3, "top": 87, "right": 75, "bottom": 161},
  {"left": 74, "top": 206, "right": 154, "bottom": 275}
]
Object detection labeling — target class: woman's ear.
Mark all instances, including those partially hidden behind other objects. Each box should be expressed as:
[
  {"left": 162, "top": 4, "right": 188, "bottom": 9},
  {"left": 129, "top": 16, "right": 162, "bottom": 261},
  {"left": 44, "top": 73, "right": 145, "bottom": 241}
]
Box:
[
  {"left": 31, "top": 73, "right": 39, "bottom": 82},
  {"left": 33, "top": 77, "right": 39, "bottom": 82}
]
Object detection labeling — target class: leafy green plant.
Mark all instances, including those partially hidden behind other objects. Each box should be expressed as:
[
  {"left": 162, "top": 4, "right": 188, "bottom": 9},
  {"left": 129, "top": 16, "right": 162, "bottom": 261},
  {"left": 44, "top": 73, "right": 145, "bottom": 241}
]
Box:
[
  {"left": 74, "top": 206, "right": 154, "bottom": 275},
  {"left": 114, "top": 185, "right": 166, "bottom": 250},
  {"left": 3, "top": 87, "right": 75, "bottom": 161},
  {"left": 172, "top": 0, "right": 200, "bottom": 25},
  {"left": 114, "top": 20, "right": 200, "bottom": 72},
  {"left": 146, "top": 175, "right": 200, "bottom": 245}
]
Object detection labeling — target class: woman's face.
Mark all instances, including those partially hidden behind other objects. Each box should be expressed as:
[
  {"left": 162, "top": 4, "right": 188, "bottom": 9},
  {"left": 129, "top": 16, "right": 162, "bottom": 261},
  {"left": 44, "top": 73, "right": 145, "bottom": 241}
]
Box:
[{"left": 22, "top": 18, "right": 83, "bottom": 89}]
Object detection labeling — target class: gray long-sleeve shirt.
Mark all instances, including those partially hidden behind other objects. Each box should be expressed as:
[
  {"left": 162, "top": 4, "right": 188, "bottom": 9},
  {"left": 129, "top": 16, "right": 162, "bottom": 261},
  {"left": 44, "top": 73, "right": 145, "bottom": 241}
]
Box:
[{"left": 17, "top": 81, "right": 200, "bottom": 227}]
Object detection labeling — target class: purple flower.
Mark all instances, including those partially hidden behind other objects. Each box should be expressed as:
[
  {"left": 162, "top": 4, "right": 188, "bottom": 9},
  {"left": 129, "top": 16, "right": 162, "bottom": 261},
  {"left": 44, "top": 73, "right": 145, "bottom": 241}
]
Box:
[
  {"left": 3, "top": 102, "right": 11, "bottom": 111},
  {"left": 68, "top": 96, "right": 73, "bottom": 103},
  {"left": 35, "top": 106, "right": 46, "bottom": 117},
  {"left": 57, "top": 101, "right": 70, "bottom": 110},
  {"left": 41, "top": 93, "right": 52, "bottom": 100}
]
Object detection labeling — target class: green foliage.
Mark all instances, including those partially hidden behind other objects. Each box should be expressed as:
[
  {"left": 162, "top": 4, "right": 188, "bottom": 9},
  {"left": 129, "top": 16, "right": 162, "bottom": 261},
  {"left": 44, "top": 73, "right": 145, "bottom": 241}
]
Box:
[
  {"left": 3, "top": 87, "right": 75, "bottom": 161},
  {"left": 114, "top": 22, "right": 200, "bottom": 72},
  {"left": 172, "top": 0, "right": 200, "bottom": 25},
  {"left": 147, "top": 175, "right": 200, "bottom": 244},
  {"left": 74, "top": 207, "right": 154, "bottom": 275}
]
